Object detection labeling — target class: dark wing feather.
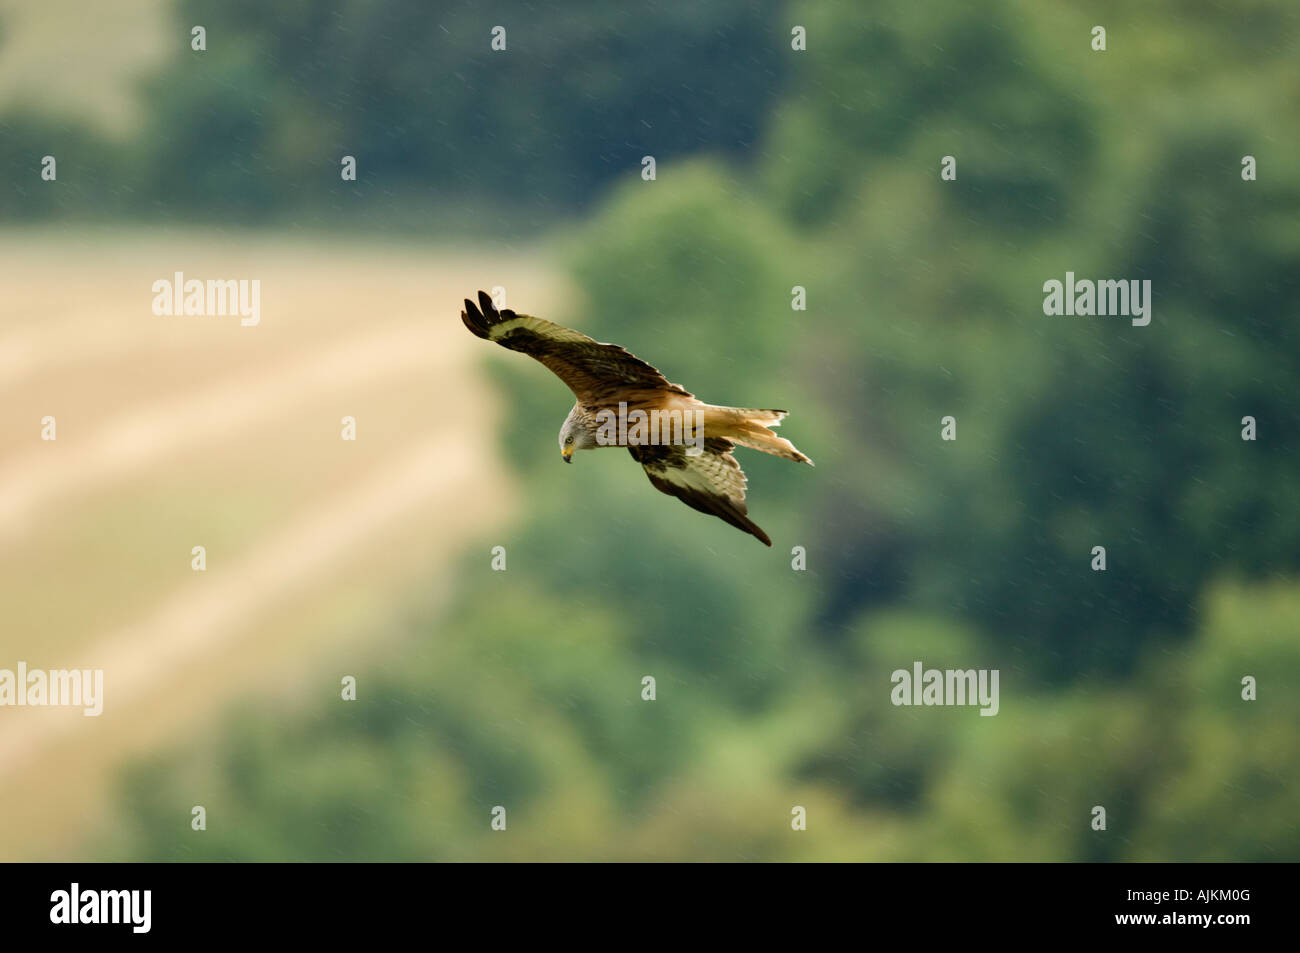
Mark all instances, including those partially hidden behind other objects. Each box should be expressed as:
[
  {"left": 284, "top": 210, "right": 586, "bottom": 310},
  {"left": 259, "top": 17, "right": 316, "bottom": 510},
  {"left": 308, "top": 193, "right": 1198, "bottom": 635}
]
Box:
[
  {"left": 461, "top": 290, "right": 690, "bottom": 403},
  {"left": 629, "top": 439, "right": 772, "bottom": 546}
]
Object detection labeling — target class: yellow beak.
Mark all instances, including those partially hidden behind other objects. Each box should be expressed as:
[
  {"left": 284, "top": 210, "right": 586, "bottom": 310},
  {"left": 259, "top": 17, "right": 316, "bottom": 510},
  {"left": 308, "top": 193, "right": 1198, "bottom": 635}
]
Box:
[{"left": 562, "top": 448, "right": 573, "bottom": 463}]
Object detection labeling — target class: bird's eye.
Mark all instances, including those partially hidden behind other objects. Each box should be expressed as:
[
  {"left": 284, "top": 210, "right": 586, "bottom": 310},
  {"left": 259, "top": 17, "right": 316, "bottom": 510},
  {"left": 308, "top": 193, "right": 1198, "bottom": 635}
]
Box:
[{"left": 565, "top": 436, "right": 574, "bottom": 445}]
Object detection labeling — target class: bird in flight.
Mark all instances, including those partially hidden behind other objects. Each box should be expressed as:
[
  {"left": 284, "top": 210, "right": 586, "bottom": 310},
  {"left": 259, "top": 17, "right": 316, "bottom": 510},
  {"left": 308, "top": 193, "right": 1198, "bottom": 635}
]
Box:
[{"left": 460, "top": 291, "right": 811, "bottom": 546}]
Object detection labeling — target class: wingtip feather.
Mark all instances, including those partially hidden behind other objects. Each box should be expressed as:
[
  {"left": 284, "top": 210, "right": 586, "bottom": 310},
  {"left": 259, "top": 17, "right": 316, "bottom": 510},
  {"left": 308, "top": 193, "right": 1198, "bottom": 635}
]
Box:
[{"left": 461, "top": 298, "right": 490, "bottom": 339}]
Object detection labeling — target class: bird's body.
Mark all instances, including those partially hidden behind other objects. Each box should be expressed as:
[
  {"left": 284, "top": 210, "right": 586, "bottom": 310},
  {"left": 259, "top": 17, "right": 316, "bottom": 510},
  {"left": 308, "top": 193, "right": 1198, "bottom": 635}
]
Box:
[{"left": 460, "top": 291, "right": 811, "bottom": 546}]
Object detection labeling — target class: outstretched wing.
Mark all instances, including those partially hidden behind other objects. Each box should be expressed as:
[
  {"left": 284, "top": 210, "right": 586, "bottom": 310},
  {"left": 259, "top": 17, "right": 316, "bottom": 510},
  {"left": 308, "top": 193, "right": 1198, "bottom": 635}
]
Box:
[
  {"left": 629, "top": 438, "right": 771, "bottom": 546},
  {"left": 461, "top": 290, "right": 690, "bottom": 404}
]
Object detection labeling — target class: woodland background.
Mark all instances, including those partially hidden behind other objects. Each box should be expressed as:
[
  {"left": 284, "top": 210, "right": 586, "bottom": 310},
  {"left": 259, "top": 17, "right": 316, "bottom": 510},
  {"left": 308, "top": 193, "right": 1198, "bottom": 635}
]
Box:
[{"left": 0, "top": 0, "right": 1295, "bottom": 860}]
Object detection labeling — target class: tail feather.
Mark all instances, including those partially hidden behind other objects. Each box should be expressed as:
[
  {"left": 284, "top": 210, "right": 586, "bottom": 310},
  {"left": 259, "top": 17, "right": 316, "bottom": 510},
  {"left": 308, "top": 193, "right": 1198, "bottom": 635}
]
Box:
[{"left": 702, "top": 405, "right": 813, "bottom": 465}]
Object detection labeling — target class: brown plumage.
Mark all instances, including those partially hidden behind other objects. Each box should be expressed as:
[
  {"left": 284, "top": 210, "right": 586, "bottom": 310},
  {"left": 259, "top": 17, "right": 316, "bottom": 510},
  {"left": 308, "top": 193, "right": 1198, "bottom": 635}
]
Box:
[{"left": 460, "top": 290, "right": 811, "bottom": 546}]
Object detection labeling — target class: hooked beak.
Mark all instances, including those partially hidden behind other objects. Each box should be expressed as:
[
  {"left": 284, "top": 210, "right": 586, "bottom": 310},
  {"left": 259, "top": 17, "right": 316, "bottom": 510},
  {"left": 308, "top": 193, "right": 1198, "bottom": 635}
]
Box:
[{"left": 562, "top": 449, "right": 573, "bottom": 464}]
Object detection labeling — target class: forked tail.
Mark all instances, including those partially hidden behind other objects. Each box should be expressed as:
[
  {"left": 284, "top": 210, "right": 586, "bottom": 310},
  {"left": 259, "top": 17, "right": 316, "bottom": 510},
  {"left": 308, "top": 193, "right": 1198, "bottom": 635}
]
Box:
[{"left": 702, "top": 405, "right": 814, "bottom": 465}]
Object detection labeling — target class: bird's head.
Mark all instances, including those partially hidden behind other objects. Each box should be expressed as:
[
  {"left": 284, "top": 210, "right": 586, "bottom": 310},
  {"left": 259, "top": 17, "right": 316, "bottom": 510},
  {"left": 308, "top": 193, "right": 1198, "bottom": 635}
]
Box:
[{"left": 559, "top": 404, "right": 598, "bottom": 463}]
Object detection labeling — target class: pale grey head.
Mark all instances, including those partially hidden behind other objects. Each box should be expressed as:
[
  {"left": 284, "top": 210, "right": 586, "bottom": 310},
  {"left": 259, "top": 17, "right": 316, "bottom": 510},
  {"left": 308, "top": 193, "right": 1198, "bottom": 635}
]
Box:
[{"left": 559, "top": 402, "right": 600, "bottom": 463}]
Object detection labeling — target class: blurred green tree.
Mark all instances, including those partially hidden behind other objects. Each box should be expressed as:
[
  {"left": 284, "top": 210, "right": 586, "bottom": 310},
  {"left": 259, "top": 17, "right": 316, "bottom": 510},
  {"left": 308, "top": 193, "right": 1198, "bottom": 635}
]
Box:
[{"left": 128, "top": 0, "right": 788, "bottom": 220}]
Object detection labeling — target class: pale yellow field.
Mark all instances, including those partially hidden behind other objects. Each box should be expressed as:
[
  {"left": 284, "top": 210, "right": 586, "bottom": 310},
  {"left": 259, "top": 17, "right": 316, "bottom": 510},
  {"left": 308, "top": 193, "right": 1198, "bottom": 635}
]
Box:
[{"left": 0, "top": 227, "right": 566, "bottom": 860}]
